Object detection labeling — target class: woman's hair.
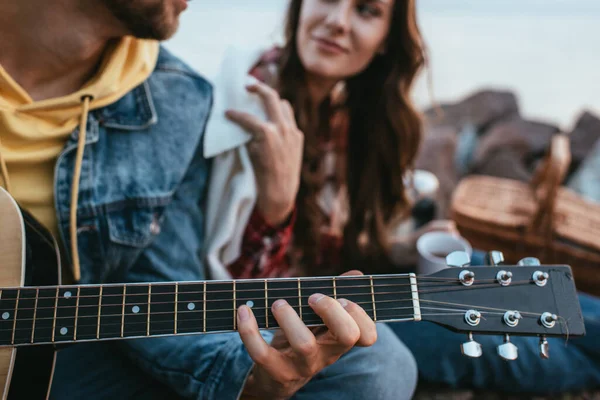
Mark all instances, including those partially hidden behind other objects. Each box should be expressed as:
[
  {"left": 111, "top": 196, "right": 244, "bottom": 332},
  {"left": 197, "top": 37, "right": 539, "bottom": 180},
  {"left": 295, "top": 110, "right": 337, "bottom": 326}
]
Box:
[{"left": 277, "top": 0, "right": 426, "bottom": 276}]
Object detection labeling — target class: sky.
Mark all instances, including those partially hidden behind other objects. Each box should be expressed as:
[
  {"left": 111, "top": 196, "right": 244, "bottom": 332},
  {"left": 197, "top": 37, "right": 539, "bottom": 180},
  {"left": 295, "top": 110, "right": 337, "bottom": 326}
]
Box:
[{"left": 165, "top": 1, "right": 600, "bottom": 129}]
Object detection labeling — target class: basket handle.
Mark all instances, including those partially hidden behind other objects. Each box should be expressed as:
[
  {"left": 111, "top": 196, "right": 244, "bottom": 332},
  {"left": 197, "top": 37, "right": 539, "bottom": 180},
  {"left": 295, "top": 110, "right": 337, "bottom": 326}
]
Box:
[{"left": 528, "top": 134, "right": 571, "bottom": 234}]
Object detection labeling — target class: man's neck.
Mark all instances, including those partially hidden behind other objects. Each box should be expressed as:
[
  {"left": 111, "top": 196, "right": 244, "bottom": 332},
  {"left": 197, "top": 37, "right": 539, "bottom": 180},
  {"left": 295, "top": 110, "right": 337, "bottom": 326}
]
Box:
[{"left": 0, "top": 0, "right": 124, "bottom": 101}]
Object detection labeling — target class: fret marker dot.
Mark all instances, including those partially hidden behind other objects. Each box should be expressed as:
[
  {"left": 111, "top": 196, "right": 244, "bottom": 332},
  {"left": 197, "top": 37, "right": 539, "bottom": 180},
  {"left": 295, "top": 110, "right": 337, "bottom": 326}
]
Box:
[
  {"left": 187, "top": 303, "right": 195, "bottom": 311},
  {"left": 1, "top": 312, "right": 9, "bottom": 320},
  {"left": 64, "top": 291, "right": 72, "bottom": 299},
  {"left": 60, "top": 327, "right": 68, "bottom": 336},
  {"left": 246, "top": 300, "right": 254, "bottom": 308},
  {"left": 132, "top": 306, "right": 140, "bottom": 314}
]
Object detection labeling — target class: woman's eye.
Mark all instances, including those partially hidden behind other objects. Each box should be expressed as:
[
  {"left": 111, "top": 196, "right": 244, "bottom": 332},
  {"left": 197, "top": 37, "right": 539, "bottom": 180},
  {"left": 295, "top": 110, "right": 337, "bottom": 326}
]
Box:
[{"left": 357, "top": 3, "right": 381, "bottom": 17}]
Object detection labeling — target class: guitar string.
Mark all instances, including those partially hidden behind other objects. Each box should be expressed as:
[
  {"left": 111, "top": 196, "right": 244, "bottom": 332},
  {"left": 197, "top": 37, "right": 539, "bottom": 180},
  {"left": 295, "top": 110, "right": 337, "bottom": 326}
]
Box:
[
  {"left": 0, "top": 295, "right": 553, "bottom": 329},
  {"left": 0, "top": 279, "right": 536, "bottom": 303},
  {"left": 2, "top": 307, "right": 526, "bottom": 337},
  {"left": 0, "top": 280, "right": 536, "bottom": 314}
]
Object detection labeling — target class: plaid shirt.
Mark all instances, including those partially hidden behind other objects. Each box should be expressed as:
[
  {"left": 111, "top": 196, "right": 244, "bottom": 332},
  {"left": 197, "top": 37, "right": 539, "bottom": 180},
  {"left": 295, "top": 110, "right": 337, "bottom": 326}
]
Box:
[{"left": 226, "top": 47, "right": 349, "bottom": 279}]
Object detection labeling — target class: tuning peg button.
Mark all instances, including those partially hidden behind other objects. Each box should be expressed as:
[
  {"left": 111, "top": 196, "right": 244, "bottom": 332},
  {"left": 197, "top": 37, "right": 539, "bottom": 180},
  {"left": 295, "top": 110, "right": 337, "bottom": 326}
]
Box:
[
  {"left": 497, "top": 334, "right": 518, "bottom": 361},
  {"left": 539, "top": 336, "right": 550, "bottom": 359},
  {"left": 446, "top": 251, "right": 471, "bottom": 268},
  {"left": 461, "top": 332, "right": 483, "bottom": 358},
  {"left": 518, "top": 257, "right": 541, "bottom": 266},
  {"left": 485, "top": 251, "right": 505, "bottom": 266}
]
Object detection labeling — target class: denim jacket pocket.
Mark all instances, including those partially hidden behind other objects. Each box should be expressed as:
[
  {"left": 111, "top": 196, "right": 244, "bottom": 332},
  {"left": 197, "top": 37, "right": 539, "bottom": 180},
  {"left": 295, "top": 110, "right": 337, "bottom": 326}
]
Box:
[{"left": 106, "top": 198, "right": 170, "bottom": 248}]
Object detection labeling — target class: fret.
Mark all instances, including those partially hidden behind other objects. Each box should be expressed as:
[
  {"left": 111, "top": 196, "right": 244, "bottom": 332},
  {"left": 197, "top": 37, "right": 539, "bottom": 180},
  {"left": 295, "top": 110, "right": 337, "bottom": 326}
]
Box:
[
  {"left": 14, "top": 289, "right": 36, "bottom": 345},
  {"left": 205, "top": 282, "right": 234, "bottom": 332},
  {"left": 123, "top": 284, "right": 150, "bottom": 338},
  {"left": 333, "top": 277, "right": 337, "bottom": 300},
  {"left": 176, "top": 283, "right": 204, "bottom": 334},
  {"left": 74, "top": 287, "right": 81, "bottom": 340},
  {"left": 233, "top": 281, "right": 236, "bottom": 331},
  {"left": 31, "top": 288, "right": 39, "bottom": 343},
  {"left": 76, "top": 286, "right": 101, "bottom": 341},
  {"left": 299, "top": 278, "right": 335, "bottom": 326},
  {"left": 203, "top": 281, "right": 206, "bottom": 333},
  {"left": 51, "top": 287, "right": 58, "bottom": 342},
  {"left": 11, "top": 289, "right": 19, "bottom": 345},
  {"left": 264, "top": 280, "right": 268, "bottom": 329},
  {"left": 100, "top": 286, "right": 125, "bottom": 339},
  {"left": 34, "top": 288, "right": 57, "bottom": 344},
  {"left": 174, "top": 283, "right": 178, "bottom": 334},
  {"left": 147, "top": 285, "right": 151, "bottom": 336},
  {"left": 372, "top": 276, "right": 413, "bottom": 322},
  {"left": 149, "top": 283, "right": 176, "bottom": 337},
  {"left": 297, "top": 279, "right": 302, "bottom": 321},
  {"left": 235, "top": 281, "right": 267, "bottom": 329},
  {"left": 335, "top": 276, "right": 375, "bottom": 321},
  {"left": 267, "top": 280, "right": 301, "bottom": 329},
  {"left": 121, "top": 286, "right": 126, "bottom": 338},
  {"left": 97, "top": 285, "right": 103, "bottom": 339},
  {"left": 370, "top": 276, "right": 377, "bottom": 321},
  {"left": 54, "top": 287, "right": 78, "bottom": 343}
]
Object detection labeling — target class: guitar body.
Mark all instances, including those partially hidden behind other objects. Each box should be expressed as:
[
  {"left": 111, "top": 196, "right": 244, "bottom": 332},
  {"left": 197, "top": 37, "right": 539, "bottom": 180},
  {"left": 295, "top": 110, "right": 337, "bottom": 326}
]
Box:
[{"left": 0, "top": 188, "right": 60, "bottom": 399}]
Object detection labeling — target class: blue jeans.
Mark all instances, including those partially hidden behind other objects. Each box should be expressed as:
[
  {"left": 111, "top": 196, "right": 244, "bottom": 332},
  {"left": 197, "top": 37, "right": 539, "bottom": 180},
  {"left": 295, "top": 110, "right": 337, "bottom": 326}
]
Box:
[
  {"left": 49, "top": 324, "right": 417, "bottom": 400},
  {"left": 390, "top": 251, "right": 600, "bottom": 394}
]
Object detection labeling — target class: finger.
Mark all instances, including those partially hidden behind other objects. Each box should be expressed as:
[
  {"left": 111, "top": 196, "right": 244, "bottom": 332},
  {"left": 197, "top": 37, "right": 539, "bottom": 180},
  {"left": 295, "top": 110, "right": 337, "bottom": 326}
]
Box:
[
  {"left": 246, "top": 82, "right": 287, "bottom": 129},
  {"left": 237, "top": 305, "right": 288, "bottom": 376},
  {"left": 308, "top": 294, "right": 360, "bottom": 350},
  {"left": 336, "top": 299, "right": 377, "bottom": 347},
  {"left": 225, "top": 110, "right": 270, "bottom": 141},
  {"left": 340, "top": 270, "right": 363, "bottom": 277},
  {"left": 280, "top": 100, "right": 298, "bottom": 130},
  {"left": 271, "top": 300, "right": 320, "bottom": 374}
]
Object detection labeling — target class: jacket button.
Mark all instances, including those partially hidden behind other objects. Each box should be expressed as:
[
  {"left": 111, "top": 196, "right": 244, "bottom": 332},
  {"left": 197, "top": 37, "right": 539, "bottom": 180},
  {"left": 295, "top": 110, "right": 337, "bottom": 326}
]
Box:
[{"left": 150, "top": 219, "right": 161, "bottom": 235}]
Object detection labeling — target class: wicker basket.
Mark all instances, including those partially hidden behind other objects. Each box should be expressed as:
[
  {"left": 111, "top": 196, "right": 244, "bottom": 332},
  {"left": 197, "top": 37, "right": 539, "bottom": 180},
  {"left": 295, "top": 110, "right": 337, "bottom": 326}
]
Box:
[{"left": 450, "top": 134, "right": 600, "bottom": 296}]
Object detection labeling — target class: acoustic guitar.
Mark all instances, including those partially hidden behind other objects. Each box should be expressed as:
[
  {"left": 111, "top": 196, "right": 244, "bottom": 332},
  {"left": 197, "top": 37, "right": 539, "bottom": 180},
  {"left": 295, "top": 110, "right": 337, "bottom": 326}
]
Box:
[{"left": 0, "top": 187, "right": 586, "bottom": 399}]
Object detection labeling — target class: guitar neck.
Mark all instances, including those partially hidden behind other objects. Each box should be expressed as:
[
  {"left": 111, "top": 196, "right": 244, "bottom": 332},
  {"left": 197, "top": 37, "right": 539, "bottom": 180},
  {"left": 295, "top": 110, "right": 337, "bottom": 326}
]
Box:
[{"left": 0, "top": 274, "right": 421, "bottom": 347}]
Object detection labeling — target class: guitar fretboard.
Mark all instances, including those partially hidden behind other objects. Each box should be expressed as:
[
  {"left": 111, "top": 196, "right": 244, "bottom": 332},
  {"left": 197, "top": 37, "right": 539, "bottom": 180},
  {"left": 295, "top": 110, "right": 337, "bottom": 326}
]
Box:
[{"left": 0, "top": 274, "right": 420, "bottom": 346}]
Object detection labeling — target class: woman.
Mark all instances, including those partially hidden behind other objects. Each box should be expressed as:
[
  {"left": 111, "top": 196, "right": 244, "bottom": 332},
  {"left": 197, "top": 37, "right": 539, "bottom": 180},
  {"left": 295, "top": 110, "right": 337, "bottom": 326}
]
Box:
[
  {"left": 211, "top": 0, "right": 453, "bottom": 281},
  {"left": 204, "top": 0, "right": 600, "bottom": 396}
]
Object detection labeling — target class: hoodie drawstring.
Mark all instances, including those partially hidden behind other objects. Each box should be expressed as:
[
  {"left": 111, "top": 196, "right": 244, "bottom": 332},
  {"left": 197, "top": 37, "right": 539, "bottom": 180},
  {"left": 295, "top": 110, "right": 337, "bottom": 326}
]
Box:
[
  {"left": 69, "top": 95, "right": 93, "bottom": 282},
  {"left": 0, "top": 136, "right": 11, "bottom": 193}
]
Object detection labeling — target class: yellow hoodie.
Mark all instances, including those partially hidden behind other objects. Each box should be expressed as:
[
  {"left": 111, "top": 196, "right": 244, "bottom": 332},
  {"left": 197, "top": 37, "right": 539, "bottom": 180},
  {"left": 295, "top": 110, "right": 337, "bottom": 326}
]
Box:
[{"left": 0, "top": 37, "right": 159, "bottom": 281}]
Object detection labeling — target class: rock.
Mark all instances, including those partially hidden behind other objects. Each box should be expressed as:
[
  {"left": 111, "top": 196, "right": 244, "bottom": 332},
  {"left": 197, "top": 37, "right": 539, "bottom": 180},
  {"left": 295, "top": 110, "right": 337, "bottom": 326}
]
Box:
[
  {"left": 473, "top": 116, "right": 560, "bottom": 167},
  {"left": 423, "top": 89, "right": 520, "bottom": 132},
  {"left": 569, "top": 111, "right": 600, "bottom": 166},
  {"left": 472, "top": 149, "right": 532, "bottom": 182},
  {"left": 414, "top": 126, "right": 459, "bottom": 218}
]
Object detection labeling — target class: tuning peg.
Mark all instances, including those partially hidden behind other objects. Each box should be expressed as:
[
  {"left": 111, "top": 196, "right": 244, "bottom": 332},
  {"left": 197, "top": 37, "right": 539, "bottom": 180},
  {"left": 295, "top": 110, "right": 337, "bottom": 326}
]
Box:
[
  {"left": 485, "top": 251, "right": 505, "bottom": 266},
  {"left": 518, "top": 257, "right": 541, "bottom": 266},
  {"left": 539, "top": 336, "right": 550, "bottom": 359},
  {"left": 461, "top": 332, "right": 483, "bottom": 358},
  {"left": 497, "top": 334, "right": 518, "bottom": 361},
  {"left": 446, "top": 251, "right": 471, "bottom": 268}
]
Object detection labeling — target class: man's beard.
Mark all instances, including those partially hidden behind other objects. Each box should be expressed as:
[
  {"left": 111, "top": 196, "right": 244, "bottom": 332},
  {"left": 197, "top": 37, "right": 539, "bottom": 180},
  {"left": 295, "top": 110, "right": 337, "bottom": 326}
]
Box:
[{"left": 103, "top": 0, "right": 179, "bottom": 40}]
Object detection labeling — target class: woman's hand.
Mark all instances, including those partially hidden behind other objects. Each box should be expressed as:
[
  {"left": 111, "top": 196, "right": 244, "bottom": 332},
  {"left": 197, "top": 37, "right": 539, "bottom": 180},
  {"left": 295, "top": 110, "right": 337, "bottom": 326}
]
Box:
[
  {"left": 238, "top": 271, "right": 377, "bottom": 400},
  {"left": 388, "top": 219, "right": 458, "bottom": 266},
  {"left": 226, "top": 80, "right": 304, "bottom": 226}
]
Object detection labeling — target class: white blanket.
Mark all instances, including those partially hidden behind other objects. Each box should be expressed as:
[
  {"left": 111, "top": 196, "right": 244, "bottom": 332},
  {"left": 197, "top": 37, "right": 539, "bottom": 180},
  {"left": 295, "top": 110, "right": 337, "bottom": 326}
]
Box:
[{"left": 203, "top": 45, "right": 268, "bottom": 280}]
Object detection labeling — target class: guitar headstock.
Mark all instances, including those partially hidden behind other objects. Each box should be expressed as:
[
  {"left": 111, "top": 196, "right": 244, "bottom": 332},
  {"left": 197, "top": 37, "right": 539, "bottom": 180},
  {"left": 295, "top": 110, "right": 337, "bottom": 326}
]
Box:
[{"left": 417, "top": 254, "right": 585, "bottom": 360}]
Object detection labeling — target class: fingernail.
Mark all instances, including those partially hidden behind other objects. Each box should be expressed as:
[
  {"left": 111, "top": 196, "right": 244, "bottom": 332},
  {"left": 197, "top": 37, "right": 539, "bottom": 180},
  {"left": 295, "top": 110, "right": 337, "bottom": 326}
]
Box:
[
  {"left": 273, "top": 299, "right": 287, "bottom": 309},
  {"left": 338, "top": 298, "right": 349, "bottom": 308},
  {"left": 238, "top": 305, "right": 250, "bottom": 322},
  {"left": 309, "top": 293, "right": 325, "bottom": 305},
  {"left": 245, "top": 75, "right": 259, "bottom": 85}
]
